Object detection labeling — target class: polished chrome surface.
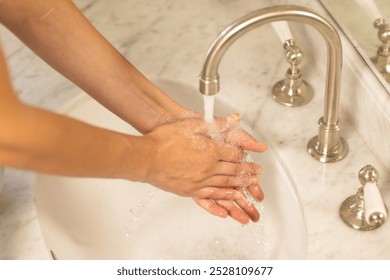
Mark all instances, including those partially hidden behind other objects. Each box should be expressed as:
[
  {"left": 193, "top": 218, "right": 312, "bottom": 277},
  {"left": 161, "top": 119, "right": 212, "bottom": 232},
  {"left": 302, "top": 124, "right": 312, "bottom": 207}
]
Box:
[
  {"left": 272, "top": 39, "right": 314, "bottom": 107},
  {"left": 339, "top": 188, "right": 375, "bottom": 231},
  {"left": 319, "top": 0, "right": 390, "bottom": 91},
  {"left": 358, "top": 164, "right": 379, "bottom": 184},
  {"left": 340, "top": 165, "right": 387, "bottom": 231},
  {"left": 198, "top": 5, "right": 348, "bottom": 163},
  {"left": 371, "top": 18, "right": 390, "bottom": 82},
  {"left": 307, "top": 117, "right": 348, "bottom": 163}
]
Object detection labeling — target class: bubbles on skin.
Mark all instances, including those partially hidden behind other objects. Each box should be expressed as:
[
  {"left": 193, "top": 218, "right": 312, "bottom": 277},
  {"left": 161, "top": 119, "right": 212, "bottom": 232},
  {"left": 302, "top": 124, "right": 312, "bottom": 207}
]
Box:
[
  {"left": 224, "top": 125, "right": 253, "bottom": 148},
  {"left": 165, "top": 110, "right": 246, "bottom": 152},
  {"left": 200, "top": 117, "right": 260, "bottom": 205},
  {"left": 237, "top": 169, "right": 254, "bottom": 188},
  {"left": 205, "top": 122, "right": 225, "bottom": 143},
  {"left": 176, "top": 122, "right": 211, "bottom": 152},
  {"left": 164, "top": 110, "right": 261, "bottom": 213},
  {"left": 174, "top": 114, "right": 240, "bottom": 152}
]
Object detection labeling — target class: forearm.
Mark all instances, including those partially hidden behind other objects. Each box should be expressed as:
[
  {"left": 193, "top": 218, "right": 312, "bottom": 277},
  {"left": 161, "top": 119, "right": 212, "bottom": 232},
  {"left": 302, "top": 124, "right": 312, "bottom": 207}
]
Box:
[
  {"left": 0, "top": 43, "right": 147, "bottom": 180},
  {"left": 0, "top": 0, "right": 188, "bottom": 134},
  {"left": 0, "top": 100, "right": 150, "bottom": 181}
]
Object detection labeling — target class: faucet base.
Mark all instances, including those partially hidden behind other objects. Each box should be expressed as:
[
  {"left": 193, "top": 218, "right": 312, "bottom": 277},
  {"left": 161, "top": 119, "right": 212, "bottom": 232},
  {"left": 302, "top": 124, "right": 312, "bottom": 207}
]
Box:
[
  {"left": 307, "top": 136, "right": 348, "bottom": 163},
  {"left": 340, "top": 189, "right": 386, "bottom": 231},
  {"left": 371, "top": 55, "right": 390, "bottom": 83},
  {"left": 272, "top": 79, "right": 314, "bottom": 107},
  {"left": 339, "top": 195, "right": 381, "bottom": 231}
]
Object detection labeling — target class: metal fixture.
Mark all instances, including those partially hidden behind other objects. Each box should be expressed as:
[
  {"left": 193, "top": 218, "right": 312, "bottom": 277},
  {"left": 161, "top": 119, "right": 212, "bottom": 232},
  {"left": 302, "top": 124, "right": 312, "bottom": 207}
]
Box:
[
  {"left": 272, "top": 39, "right": 314, "bottom": 107},
  {"left": 371, "top": 18, "right": 390, "bottom": 83},
  {"left": 339, "top": 165, "right": 387, "bottom": 231},
  {"left": 199, "top": 5, "right": 348, "bottom": 163}
]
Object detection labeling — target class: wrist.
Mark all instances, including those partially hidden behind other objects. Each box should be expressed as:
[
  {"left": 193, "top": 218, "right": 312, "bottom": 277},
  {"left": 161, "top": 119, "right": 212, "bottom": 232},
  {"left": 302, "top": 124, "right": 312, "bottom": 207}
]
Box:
[{"left": 120, "top": 134, "right": 154, "bottom": 183}]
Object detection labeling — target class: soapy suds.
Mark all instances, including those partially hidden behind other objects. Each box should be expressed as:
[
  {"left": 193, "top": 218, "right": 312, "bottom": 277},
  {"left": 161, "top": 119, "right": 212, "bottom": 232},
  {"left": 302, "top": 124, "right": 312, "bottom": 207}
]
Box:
[
  {"left": 124, "top": 96, "right": 268, "bottom": 258},
  {"left": 203, "top": 95, "right": 258, "bottom": 205},
  {"left": 242, "top": 153, "right": 257, "bottom": 205}
]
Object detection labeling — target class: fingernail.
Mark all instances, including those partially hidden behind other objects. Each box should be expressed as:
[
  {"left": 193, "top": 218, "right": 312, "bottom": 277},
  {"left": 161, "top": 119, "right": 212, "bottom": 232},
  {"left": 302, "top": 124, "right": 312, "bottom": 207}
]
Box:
[{"left": 251, "top": 185, "right": 260, "bottom": 200}]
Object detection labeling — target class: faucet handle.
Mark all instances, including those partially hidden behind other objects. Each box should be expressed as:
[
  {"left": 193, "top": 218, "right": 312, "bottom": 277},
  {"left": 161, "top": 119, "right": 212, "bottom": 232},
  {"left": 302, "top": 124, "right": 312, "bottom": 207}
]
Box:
[
  {"left": 272, "top": 39, "right": 314, "bottom": 107},
  {"left": 374, "top": 18, "right": 390, "bottom": 44},
  {"left": 339, "top": 165, "right": 387, "bottom": 230},
  {"left": 371, "top": 19, "right": 390, "bottom": 82},
  {"left": 358, "top": 165, "right": 387, "bottom": 226},
  {"left": 283, "top": 39, "right": 304, "bottom": 67},
  {"left": 358, "top": 165, "right": 379, "bottom": 184}
]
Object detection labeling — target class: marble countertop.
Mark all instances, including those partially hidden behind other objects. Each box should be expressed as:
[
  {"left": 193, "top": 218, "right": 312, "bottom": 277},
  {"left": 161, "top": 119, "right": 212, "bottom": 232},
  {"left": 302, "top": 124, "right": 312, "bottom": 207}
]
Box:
[{"left": 1, "top": 0, "right": 390, "bottom": 259}]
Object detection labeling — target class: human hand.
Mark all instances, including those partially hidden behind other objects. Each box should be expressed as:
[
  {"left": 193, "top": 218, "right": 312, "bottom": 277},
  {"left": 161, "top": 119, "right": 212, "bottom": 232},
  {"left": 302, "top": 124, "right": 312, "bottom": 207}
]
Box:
[
  {"left": 212, "top": 113, "right": 268, "bottom": 153},
  {"left": 141, "top": 115, "right": 262, "bottom": 200},
  {"left": 192, "top": 113, "right": 267, "bottom": 224},
  {"left": 193, "top": 183, "right": 264, "bottom": 224}
]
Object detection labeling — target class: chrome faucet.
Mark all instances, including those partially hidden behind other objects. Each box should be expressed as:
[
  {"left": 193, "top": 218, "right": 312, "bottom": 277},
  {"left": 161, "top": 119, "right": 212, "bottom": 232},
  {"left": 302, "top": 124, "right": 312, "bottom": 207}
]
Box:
[
  {"left": 371, "top": 18, "right": 390, "bottom": 83},
  {"left": 199, "top": 5, "right": 348, "bottom": 163}
]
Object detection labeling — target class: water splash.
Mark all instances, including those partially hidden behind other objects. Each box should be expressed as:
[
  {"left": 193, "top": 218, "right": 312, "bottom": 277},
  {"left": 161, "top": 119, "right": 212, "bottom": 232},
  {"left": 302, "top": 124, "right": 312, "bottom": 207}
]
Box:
[
  {"left": 241, "top": 153, "right": 257, "bottom": 205},
  {"left": 124, "top": 191, "right": 156, "bottom": 238},
  {"left": 203, "top": 94, "right": 257, "bottom": 205}
]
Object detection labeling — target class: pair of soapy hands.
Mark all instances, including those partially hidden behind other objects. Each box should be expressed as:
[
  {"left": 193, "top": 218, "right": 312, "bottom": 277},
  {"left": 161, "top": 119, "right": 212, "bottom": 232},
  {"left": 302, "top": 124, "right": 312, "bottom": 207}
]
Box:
[
  {"left": 142, "top": 112, "right": 268, "bottom": 225},
  {"left": 0, "top": 0, "right": 266, "bottom": 225}
]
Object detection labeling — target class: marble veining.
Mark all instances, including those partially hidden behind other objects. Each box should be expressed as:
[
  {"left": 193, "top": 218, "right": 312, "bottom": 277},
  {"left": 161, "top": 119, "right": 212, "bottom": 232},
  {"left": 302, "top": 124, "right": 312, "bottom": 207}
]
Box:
[{"left": 1, "top": 0, "right": 390, "bottom": 259}]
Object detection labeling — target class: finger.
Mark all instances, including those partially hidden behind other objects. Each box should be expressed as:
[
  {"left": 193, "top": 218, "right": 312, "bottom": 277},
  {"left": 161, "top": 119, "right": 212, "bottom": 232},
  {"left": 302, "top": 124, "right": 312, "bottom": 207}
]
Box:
[
  {"left": 215, "top": 200, "right": 250, "bottom": 224},
  {"left": 233, "top": 194, "right": 261, "bottom": 222},
  {"left": 247, "top": 184, "right": 264, "bottom": 202},
  {"left": 195, "top": 187, "right": 244, "bottom": 200},
  {"left": 193, "top": 198, "right": 228, "bottom": 218},
  {"left": 224, "top": 127, "right": 268, "bottom": 152},
  {"left": 213, "top": 161, "right": 262, "bottom": 176},
  {"left": 214, "top": 113, "right": 241, "bottom": 133},
  {"left": 192, "top": 113, "right": 240, "bottom": 135},
  {"left": 206, "top": 174, "right": 259, "bottom": 189},
  {"left": 216, "top": 142, "right": 246, "bottom": 162}
]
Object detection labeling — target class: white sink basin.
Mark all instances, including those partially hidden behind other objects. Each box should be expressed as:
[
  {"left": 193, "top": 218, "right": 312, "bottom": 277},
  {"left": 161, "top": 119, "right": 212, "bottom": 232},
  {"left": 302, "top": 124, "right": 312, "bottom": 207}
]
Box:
[{"left": 34, "top": 80, "right": 306, "bottom": 259}]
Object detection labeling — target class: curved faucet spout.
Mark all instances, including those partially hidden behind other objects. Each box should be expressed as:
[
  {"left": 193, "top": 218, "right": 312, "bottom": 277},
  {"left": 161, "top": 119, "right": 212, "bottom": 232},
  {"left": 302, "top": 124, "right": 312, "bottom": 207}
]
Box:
[{"left": 199, "top": 5, "right": 348, "bottom": 163}]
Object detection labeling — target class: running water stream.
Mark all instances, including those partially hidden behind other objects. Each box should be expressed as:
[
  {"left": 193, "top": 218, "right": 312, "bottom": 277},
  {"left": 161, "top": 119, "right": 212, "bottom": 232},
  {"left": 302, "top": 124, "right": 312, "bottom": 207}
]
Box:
[
  {"left": 203, "top": 95, "right": 255, "bottom": 205},
  {"left": 203, "top": 95, "right": 215, "bottom": 123}
]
